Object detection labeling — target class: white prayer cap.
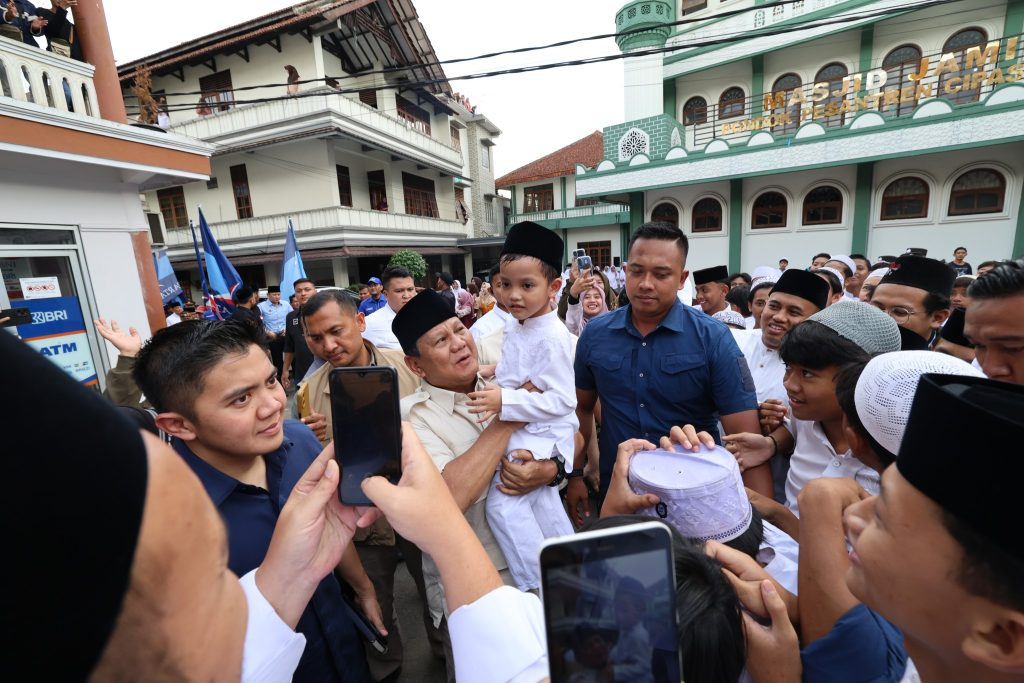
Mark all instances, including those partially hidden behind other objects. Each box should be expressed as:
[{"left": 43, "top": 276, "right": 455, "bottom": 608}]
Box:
[
  {"left": 867, "top": 268, "right": 890, "bottom": 281},
  {"left": 855, "top": 351, "right": 984, "bottom": 456},
  {"left": 628, "top": 446, "right": 751, "bottom": 543},
  {"left": 828, "top": 254, "right": 857, "bottom": 275},
  {"left": 815, "top": 266, "right": 845, "bottom": 288},
  {"left": 751, "top": 266, "right": 782, "bottom": 281},
  {"left": 713, "top": 310, "right": 746, "bottom": 328}
]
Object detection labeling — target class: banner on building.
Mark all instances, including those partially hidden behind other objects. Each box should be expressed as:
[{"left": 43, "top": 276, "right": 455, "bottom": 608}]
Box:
[{"left": 152, "top": 248, "right": 184, "bottom": 304}]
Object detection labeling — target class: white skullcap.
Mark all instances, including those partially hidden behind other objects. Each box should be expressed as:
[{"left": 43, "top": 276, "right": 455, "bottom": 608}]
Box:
[
  {"left": 713, "top": 309, "right": 746, "bottom": 328},
  {"left": 628, "top": 446, "right": 751, "bottom": 543},
  {"left": 751, "top": 266, "right": 782, "bottom": 281},
  {"left": 855, "top": 351, "right": 984, "bottom": 456},
  {"left": 828, "top": 254, "right": 857, "bottom": 275},
  {"left": 751, "top": 275, "right": 779, "bottom": 290},
  {"left": 867, "top": 268, "right": 890, "bottom": 281},
  {"left": 816, "top": 266, "right": 846, "bottom": 288}
]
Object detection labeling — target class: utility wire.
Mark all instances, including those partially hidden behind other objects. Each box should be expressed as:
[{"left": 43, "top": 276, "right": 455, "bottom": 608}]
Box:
[{"left": 125, "top": 0, "right": 965, "bottom": 104}]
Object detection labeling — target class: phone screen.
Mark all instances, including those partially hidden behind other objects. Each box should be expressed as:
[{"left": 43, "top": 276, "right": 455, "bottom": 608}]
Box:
[
  {"left": 540, "top": 523, "right": 678, "bottom": 683},
  {"left": 329, "top": 367, "right": 402, "bottom": 506}
]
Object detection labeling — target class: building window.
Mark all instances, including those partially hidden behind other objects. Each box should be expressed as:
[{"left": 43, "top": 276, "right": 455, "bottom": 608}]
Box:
[
  {"left": 450, "top": 125, "right": 461, "bottom": 152},
  {"left": 402, "top": 172, "right": 439, "bottom": 218},
  {"left": 396, "top": 96, "right": 432, "bottom": 136},
  {"left": 682, "top": 96, "right": 707, "bottom": 125},
  {"left": 651, "top": 202, "right": 679, "bottom": 227},
  {"left": 681, "top": 0, "right": 707, "bottom": 15},
  {"left": 229, "top": 164, "right": 253, "bottom": 219},
  {"left": 770, "top": 73, "right": 802, "bottom": 134},
  {"left": 752, "top": 191, "right": 788, "bottom": 228},
  {"left": 577, "top": 241, "right": 612, "bottom": 269},
  {"left": 880, "top": 177, "right": 929, "bottom": 220},
  {"left": 882, "top": 45, "right": 923, "bottom": 116},
  {"left": 941, "top": 28, "right": 988, "bottom": 104},
  {"left": 454, "top": 187, "right": 469, "bottom": 224},
  {"left": 523, "top": 184, "right": 554, "bottom": 213},
  {"left": 718, "top": 87, "right": 745, "bottom": 119},
  {"left": 359, "top": 89, "right": 378, "bottom": 109},
  {"left": 691, "top": 197, "right": 723, "bottom": 233},
  {"left": 198, "top": 70, "right": 234, "bottom": 112},
  {"left": 368, "top": 170, "right": 388, "bottom": 211},
  {"left": 576, "top": 197, "right": 600, "bottom": 207},
  {"left": 814, "top": 62, "right": 848, "bottom": 128},
  {"left": 803, "top": 186, "right": 843, "bottom": 225},
  {"left": 336, "top": 165, "right": 352, "bottom": 207},
  {"left": 948, "top": 169, "right": 1005, "bottom": 215},
  {"left": 157, "top": 187, "right": 189, "bottom": 229},
  {"left": 486, "top": 200, "right": 495, "bottom": 225},
  {"left": 481, "top": 145, "right": 490, "bottom": 169}
]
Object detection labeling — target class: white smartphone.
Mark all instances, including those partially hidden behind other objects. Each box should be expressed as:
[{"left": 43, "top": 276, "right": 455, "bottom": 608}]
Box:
[{"left": 539, "top": 521, "right": 679, "bottom": 683}]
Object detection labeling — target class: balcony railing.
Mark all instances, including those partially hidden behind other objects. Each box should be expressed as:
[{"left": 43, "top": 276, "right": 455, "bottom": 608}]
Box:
[
  {"left": 168, "top": 86, "right": 463, "bottom": 171},
  {"left": 0, "top": 34, "right": 97, "bottom": 116},
  {"left": 682, "top": 33, "right": 1024, "bottom": 149},
  {"left": 161, "top": 205, "right": 467, "bottom": 247},
  {"left": 508, "top": 203, "right": 630, "bottom": 226}
]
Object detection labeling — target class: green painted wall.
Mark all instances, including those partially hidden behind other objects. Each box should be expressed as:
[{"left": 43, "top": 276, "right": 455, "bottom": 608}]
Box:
[
  {"left": 851, "top": 162, "right": 875, "bottom": 256},
  {"left": 604, "top": 114, "right": 686, "bottom": 161},
  {"left": 630, "top": 192, "right": 645, "bottom": 232},
  {"left": 858, "top": 25, "right": 874, "bottom": 96},
  {"left": 751, "top": 55, "right": 764, "bottom": 116},
  {"left": 621, "top": 223, "right": 631, "bottom": 260},
  {"left": 1013, "top": 188, "right": 1024, "bottom": 258},
  {"left": 729, "top": 179, "right": 742, "bottom": 272},
  {"left": 560, "top": 177, "right": 567, "bottom": 210},
  {"left": 1005, "top": 0, "right": 1024, "bottom": 34},
  {"left": 664, "top": 79, "right": 677, "bottom": 119},
  {"left": 511, "top": 185, "right": 517, "bottom": 216}
]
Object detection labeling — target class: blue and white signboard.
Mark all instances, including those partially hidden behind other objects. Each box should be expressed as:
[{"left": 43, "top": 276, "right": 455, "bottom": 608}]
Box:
[{"left": 18, "top": 295, "right": 98, "bottom": 386}]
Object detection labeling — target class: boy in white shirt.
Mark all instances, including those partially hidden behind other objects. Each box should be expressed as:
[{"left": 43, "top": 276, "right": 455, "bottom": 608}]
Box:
[{"left": 468, "top": 221, "right": 577, "bottom": 591}]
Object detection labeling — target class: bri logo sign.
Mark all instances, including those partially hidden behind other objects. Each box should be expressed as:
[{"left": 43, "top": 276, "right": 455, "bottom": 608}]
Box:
[{"left": 18, "top": 295, "right": 98, "bottom": 386}]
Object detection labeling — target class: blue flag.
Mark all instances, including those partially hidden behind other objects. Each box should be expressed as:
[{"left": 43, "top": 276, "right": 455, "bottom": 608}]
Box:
[
  {"left": 152, "top": 248, "right": 184, "bottom": 304},
  {"left": 280, "top": 219, "right": 307, "bottom": 304},
  {"left": 196, "top": 207, "right": 242, "bottom": 320}
]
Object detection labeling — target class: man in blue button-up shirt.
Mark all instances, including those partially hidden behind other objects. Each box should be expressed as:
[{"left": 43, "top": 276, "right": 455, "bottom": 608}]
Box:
[
  {"left": 570, "top": 222, "right": 765, "bottom": 516},
  {"left": 134, "top": 319, "right": 373, "bottom": 683}
]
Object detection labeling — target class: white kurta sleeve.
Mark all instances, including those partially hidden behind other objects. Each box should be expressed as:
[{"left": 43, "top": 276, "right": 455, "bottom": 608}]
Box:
[
  {"left": 499, "top": 338, "right": 577, "bottom": 423},
  {"left": 239, "top": 569, "right": 307, "bottom": 683},
  {"left": 448, "top": 586, "right": 548, "bottom": 683}
]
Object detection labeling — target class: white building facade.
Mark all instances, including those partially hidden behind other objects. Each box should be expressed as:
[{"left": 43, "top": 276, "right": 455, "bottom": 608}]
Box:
[
  {"left": 575, "top": 0, "right": 1024, "bottom": 272},
  {"left": 118, "top": 0, "right": 502, "bottom": 294}
]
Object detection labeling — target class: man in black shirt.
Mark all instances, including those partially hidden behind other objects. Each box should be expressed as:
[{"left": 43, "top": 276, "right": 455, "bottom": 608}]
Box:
[
  {"left": 283, "top": 278, "right": 318, "bottom": 389},
  {"left": 435, "top": 271, "right": 456, "bottom": 311},
  {"left": 228, "top": 285, "right": 263, "bottom": 328}
]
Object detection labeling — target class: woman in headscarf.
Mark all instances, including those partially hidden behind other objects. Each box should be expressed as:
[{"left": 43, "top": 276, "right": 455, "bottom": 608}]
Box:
[
  {"left": 477, "top": 281, "right": 496, "bottom": 316},
  {"left": 565, "top": 270, "right": 611, "bottom": 336},
  {"left": 452, "top": 279, "right": 476, "bottom": 328}
]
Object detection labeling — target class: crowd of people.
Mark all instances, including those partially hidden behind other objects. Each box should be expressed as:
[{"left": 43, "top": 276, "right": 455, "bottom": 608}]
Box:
[{"left": 5, "top": 220, "right": 1024, "bottom": 683}]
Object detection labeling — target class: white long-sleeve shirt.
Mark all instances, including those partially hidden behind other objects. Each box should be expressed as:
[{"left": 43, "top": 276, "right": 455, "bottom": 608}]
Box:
[
  {"left": 496, "top": 310, "right": 579, "bottom": 463},
  {"left": 361, "top": 303, "right": 400, "bottom": 349},
  {"left": 238, "top": 569, "right": 306, "bottom": 683}
]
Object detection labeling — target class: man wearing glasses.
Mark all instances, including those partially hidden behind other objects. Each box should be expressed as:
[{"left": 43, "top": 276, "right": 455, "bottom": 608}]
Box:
[{"left": 869, "top": 255, "right": 956, "bottom": 347}]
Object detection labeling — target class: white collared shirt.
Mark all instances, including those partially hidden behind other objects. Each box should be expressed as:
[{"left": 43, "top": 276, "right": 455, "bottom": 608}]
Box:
[
  {"left": 238, "top": 569, "right": 306, "bottom": 683},
  {"left": 361, "top": 302, "right": 400, "bottom": 349},
  {"left": 785, "top": 418, "right": 880, "bottom": 515},
  {"left": 732, "top": 329, "right": 789, "bottom": 410},
  {"left": 758, "top": 520, "right": 800, "bottom": 595},
  {"left": 470, "top": 305, "right": 512, "bottom": 342}
]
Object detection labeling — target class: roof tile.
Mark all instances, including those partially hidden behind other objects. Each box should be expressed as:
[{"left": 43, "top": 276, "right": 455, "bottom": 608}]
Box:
[{"left": 495, "top": 131, "right": 603, "bottom": 188}]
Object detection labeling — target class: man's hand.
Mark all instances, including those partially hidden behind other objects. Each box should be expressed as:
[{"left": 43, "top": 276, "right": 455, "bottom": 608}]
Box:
[
  {"left": 281, "top": 374, "right": 292, "bottom": 390},
  {"left": 94, "top": 318, "right": 142, "bottom": 357},
  {"left": 467, "top": 384, "right": 502, "bottom": 423},
  {"left": 659, "top": 424, "right": 716, "bottom": 453},
  {"left": 722, "top": 432, "right": 774, "bottom": 470},
  {"left": 569, "top": 273, "right": 595, "bottom": 298},
  {"left": 599, "top": 438, "right": 659, "bottom": 517},
  {"left": 52, "top": 0, "right": 77, "bottom": 9},
  {"left": 746, "top": 487, "right": 799, "bottom": 541},
  {"left": 741, "top": 581, "right": 802, "bottom": 683},
  {"left": 353, "top": 584, "right": 387, "bottom": 634},
  {"left": 759, "top": 399, "right": 787, "bottom": 435},
  {"left": 564, "top": 477, "right": 590, "bottom": 527},
  {"left": 30, "top": 16, "right": 47, "bottom": 30},
  {"left": 302, "top": 412, "right": 327, "bottom": 442},
  {"left": 798, "top": 477, "right": 870, "bottom": 514},
  {"left": 257, "top": 442, "right": 378, "bottom": 628},
  {"left": 498, "top": 450, "right": 557, "bottom": 496},
  {"left": 5, "top": 0, "right": 17, "bottom": 21}
]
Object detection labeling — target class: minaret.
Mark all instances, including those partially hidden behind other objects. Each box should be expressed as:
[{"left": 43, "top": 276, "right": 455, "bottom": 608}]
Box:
[{"left": 615, "top": 1, "right": 673, "bottom": 121}]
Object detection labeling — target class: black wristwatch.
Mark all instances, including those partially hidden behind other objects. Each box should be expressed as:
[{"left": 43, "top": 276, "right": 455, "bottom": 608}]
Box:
[{"left": 548, "top": 458, "right": 567, "bottom": 487}]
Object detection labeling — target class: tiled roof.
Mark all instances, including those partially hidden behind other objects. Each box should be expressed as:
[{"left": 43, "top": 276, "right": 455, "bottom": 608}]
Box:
[
  {"left": 117, "top": 0, "right": 358, "bottom": 79},
  {"left": 495, "top": 131, "right": 604, "bottom": 188}
]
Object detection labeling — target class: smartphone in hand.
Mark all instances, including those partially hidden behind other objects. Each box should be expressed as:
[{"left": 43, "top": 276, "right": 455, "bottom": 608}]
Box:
[{"left": 329, "top": 367, "right": 402, "bottom": 506}]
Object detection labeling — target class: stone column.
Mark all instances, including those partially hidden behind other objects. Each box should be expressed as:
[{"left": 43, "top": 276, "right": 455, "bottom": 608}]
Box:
[
  {"left": 72, "top": 0, "right": 127, "bottom": 123},
  {"left": 332, "top": 257, "right": 351, "bottom": 287}
]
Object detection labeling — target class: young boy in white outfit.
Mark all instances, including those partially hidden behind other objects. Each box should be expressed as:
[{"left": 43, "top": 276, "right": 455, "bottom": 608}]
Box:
[{"left": 468, "top": 220, "right": 577, "bottom": 591}]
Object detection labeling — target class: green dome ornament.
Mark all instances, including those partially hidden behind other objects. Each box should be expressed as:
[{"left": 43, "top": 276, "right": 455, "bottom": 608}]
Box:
[{"left": 615, "top": 0, "right": 674, "bottom": 52}]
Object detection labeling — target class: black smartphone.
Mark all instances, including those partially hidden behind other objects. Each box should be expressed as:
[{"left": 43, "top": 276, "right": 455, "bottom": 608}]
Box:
[
  {"left": 0, "top": 307, "right": 31, "bottom": 328},
  {"left": 329, "top": 366, "right": 402, "bottom": 506},
  {"left": 540, "top": 522, "right": 679, "bottom": 683},
  {"left": 338, "top": 588, "right": 389, "bottom": 654}
]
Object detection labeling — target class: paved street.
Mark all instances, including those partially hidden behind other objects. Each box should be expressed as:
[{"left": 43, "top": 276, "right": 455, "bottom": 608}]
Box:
[{"left": 394, "top": 559, "right": 446, "bottom": 683}]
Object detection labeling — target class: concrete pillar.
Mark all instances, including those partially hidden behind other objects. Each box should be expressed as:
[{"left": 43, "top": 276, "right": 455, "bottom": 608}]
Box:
[
  {"left": 129, "top": 231, "right": 166, "bottom": 335},
  {"left": 263, "top": 261, "right": 282, "bottom": 287},
  {"left": 463, "top": 252, "right": 474, "bottom": 281},
  {"left": 72, "top": 0, "right": 127, "bottom": 123},
  {"left": 441, "top": 255, "right": 452, "bottom": 274},
  {"left": 331, "top": 257, "right": 350, "bottom": 287},
  {"left": 623, "top": 50, "right": 665, "bottom": 120}
]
